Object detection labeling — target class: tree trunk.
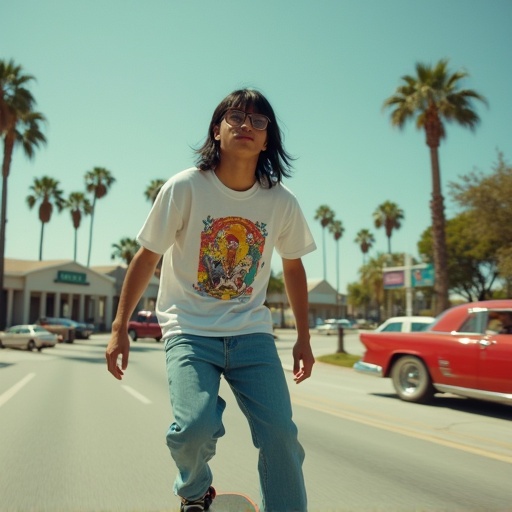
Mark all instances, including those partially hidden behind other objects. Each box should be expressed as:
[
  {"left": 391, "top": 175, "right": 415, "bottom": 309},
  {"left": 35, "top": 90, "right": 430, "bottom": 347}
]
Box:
[
  {"left": 336, "top": 326, "right": 346, "bottom": 354},
  {"left": 87, "top": 196, "right": 97, "bottom": 267},
  {"left": 426, "top": 108, "right": 450, "bottom": 315},
  {"left": 39, "top": 221, "right": 45, "bottom": 261},
  {"left": 0, "top": 133, "right": 14, "bottom": 328},
  {"left": 73, "top": 227, "right": 78, "bottom": 261},
  {"left": 321, "top": 227, "right": 327, "bottom": 281},
  {"left": 335, "top": 240, "right": 340, "bottom": 317}
]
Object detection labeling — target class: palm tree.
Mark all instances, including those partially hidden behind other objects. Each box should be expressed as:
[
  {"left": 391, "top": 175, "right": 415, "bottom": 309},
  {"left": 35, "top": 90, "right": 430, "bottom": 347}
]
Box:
[
  {"left": 383, "top": 59, "right": 487, "bottom": 314},
  {"left": 111, "top": 237, "right": 139, "bottom": 265},
  {"left": 360, "top": 253, "right": 403, "bottom": 322},
  {"left": 328, "top": 219, "right": 344, "bottom": 315},
  {"left": 65, "top": 192, "right": 92, "bottom": 262},
  {"left": 314, "top": 205, "right": 335, "bottom": 281},
  {"left": 354, "top": 229, "right": 375, "bottom": 264},
  {"left": 84, "top": 167, "right": 116, "bottom": 267},
  {"left": 373, "top": 201, "right": 404, "bottom": 254},
  {"left": 144, "top": 179, "right": 165, "bottom": 204},
  {"left": 26, "top": 176, "right": 65, "bottom": 260},
  {"left": 0, "top": 59, "right": 46, "bottom": 326}
]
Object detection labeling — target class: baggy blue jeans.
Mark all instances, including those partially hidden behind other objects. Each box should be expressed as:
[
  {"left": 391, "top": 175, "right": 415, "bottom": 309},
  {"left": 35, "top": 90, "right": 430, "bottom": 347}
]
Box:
[{"left": 164, "top": 332, "right": 307, "bottom": 512}]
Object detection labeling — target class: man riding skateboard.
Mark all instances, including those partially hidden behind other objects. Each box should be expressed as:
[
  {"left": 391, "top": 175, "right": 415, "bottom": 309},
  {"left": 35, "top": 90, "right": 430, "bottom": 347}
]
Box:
[{"left": 106, "top": 88, "right": 316, "bottom": 512}]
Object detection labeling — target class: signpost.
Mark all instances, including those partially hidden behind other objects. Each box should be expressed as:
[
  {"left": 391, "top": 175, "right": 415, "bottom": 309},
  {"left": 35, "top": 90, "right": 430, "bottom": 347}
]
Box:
[{"left": 383, "top": 255, "right": 434, "bottom": 315}]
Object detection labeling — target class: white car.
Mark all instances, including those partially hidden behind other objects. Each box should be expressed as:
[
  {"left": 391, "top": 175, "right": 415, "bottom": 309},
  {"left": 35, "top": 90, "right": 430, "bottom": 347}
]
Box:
[
  {"left": 374, "top": 316, "right": 435, "bottom": 333},
  {"left": 0, "top": 325, "right": 58, "bottom": 351},
  {"left": 317, "top": 319, "right": 352, "bottom": 335}
]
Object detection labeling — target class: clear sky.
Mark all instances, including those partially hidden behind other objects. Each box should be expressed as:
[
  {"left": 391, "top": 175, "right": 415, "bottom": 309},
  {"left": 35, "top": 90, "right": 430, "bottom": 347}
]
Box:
[{"left": 2, "top": 0, "right": 511, "bottom": 294}]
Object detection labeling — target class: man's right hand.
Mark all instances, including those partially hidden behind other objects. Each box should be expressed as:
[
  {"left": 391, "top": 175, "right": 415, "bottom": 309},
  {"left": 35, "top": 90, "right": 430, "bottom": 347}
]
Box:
[{"left": 106, "top": 330, "right": 130, "bottom": 380}]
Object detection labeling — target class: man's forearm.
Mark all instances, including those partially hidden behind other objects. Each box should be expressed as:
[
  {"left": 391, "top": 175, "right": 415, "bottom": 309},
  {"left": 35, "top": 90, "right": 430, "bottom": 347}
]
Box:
[
  {"left": 282, "top": 258, "right": 310, "bottom": 335},
  {"left": 112, "top": 247, "right": 161, "bottom": 333}
]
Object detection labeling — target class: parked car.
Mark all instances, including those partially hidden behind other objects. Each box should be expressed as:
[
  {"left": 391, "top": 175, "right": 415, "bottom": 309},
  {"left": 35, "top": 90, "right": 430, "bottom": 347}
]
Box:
[
  {"left": 128, "top": 311, "right": 162, "bottom": 341},
  {"left": 354, "top": 300, "right": 512, "bottom": 405},
  {"left": 37, "top": 317, "right": 79, "bottom": 342},
  {"left": 38, "top": 317, "right": 94, "bottom": 340},
  {"left": 374, "top": 315, "right": 435, "bottom": 333},
  {"left": 0, "top": 325, "right": 58, "bottom": 351},
  {"left": 317, "top": 318, "right": 352, "bottom": 335},
  {"left": 56, "top": 318, "right": 93, "bottom": 339}
]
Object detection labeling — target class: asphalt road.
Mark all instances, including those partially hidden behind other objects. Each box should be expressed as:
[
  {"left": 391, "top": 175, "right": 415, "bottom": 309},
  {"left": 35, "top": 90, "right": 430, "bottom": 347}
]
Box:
[{"left": 0, "top": 330, "right": 511, "bottom": 512}]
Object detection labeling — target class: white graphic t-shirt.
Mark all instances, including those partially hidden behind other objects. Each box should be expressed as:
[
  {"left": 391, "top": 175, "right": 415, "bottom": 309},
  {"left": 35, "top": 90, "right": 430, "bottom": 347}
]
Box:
[{"left": 137, "top": 168, "right": 316, "bottom": 339}]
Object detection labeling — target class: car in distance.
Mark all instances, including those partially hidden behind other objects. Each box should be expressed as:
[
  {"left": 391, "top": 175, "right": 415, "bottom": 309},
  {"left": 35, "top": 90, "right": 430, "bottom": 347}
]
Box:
[
  {"left": 37, "top": 317, "right": 76, "bottom": 343},
  {"left": 52, "top": 318, "right": 93, "bottom": 339},
  {"left": 128, "top": 311, "right": 162, "bottom": 342},
  {"left": 317, "top": 318, "right": 352, "bottom": 335},
  {"left": 374, "top": 315, "right": 435, "bottom": 333},
  {"left": 0, "top": 325, "right": 58, "bottom": 351},
  {"left": 354, "top": 300, "right": 512, "bottom": 406},
  {"left": 36, "top": 317, "right": 94, "bottom": 341}
]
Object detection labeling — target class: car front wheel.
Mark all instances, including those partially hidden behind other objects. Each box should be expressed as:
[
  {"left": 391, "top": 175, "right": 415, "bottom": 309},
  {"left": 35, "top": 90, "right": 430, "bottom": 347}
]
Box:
[
  {"left": 128, "top": 329, "right": 138, "bottom": 342},
  {"left": 391, "top": 355, "right": 434, "bottom": 404},
  {"left": 27, "top": 340, "right": 36, "bottom": 351}
]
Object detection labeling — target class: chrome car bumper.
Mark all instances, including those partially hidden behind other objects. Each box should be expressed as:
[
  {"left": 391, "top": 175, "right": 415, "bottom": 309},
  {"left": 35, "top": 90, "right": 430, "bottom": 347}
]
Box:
[{"left": 353, "top": 360, "right": 383, "bottom": 378}]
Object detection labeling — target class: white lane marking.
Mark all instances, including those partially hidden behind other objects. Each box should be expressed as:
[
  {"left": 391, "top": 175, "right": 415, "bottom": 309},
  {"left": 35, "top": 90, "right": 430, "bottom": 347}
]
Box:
[
  {"left": 0, "top": 373, "right": 36, "bottom": 408},
  {"left": 121, "top": 385, "right": 152, "bottom": 404}
]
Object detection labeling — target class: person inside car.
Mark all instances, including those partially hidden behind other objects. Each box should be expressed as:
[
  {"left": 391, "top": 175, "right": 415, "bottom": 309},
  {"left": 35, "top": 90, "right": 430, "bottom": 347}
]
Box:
[{"left": 498, "top": 312, "right": 512, "bottom": 334}]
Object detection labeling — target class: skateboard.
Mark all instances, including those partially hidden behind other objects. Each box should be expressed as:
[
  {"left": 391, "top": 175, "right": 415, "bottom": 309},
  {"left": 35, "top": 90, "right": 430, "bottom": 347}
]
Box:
[{"left": 210, "top": 492, "right": 259, "bottom": 512}]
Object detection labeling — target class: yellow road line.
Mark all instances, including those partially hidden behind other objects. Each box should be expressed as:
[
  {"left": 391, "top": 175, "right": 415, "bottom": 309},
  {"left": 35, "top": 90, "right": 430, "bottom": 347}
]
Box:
[{"left": 292, "top": 395, "right": 512, "bottom": 465}]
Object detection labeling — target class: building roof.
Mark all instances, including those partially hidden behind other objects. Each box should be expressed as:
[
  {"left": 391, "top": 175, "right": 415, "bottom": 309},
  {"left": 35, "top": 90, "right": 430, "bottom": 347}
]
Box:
[
  {"left": 307, "top": 279, "right": 338, "bottom": 294},
  {"left": 91, "top": 264, "right": 127, "bottom": 274},
  {"left": 5, "top": 259, "right": 71, "bottom": 275},
  {"left": 5, "top": 258, "right": 115, "bottom": 283}
]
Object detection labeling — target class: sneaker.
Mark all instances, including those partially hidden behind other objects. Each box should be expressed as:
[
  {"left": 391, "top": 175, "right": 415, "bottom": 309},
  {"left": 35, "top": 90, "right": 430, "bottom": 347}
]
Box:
[{"left": 180, "top": 486, "right": 216, "bottom": 512}]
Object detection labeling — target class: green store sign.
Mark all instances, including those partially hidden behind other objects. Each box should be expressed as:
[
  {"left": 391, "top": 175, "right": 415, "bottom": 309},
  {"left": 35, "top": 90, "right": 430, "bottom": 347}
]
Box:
[{"left": 55, "top": 270, "right": 89, "bottom": 285}]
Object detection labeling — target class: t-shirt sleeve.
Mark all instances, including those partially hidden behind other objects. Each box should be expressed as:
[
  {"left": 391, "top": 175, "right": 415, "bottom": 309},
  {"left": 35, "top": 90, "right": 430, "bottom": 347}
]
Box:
[
  {"left": 136, "top": 179, "right": 184, "bottom": 255},
  {"left": 275, "top": 194, "right": 316, "bottom": 259}
]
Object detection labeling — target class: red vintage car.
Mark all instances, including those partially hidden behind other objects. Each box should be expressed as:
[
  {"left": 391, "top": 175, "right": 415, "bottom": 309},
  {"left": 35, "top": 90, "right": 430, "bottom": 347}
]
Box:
[
  {"left": 354, "top": 300, "right": 512, "bottom": 405},
  {"left": 127, "top": 311, "right": 162, "bottom": 342}
]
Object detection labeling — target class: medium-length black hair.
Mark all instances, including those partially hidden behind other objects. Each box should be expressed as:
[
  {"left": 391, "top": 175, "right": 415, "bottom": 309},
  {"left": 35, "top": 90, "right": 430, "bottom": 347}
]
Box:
[{"left": 195, "top": 89, "right": 294, "bottom": 188}]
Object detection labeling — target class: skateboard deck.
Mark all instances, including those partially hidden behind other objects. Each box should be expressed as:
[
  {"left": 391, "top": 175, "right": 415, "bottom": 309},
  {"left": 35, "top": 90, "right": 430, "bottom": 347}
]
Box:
[{"left": 210, "top": 492, "right": 259, "bottom": 512}]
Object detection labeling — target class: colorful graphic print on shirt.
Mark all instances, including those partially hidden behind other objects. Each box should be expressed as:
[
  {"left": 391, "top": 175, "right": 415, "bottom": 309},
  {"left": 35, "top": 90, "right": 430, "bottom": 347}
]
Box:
[{"left": 194, "top": 215, "right": 267, "bottom": 301}]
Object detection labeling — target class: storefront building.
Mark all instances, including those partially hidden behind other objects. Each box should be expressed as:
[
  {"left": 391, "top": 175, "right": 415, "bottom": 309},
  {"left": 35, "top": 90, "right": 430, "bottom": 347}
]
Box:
[
  {"left": 5, "top": 259, "right": 116, "bottom": 329},
  {"left": 3, "top": 259, "right": 161, "bottom": 331}
]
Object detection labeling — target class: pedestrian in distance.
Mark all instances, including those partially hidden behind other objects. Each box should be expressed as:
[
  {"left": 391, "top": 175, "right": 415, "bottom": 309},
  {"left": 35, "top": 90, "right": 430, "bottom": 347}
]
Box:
[{"left": 106, "top": 88, "right": 317, "bottom": 512}]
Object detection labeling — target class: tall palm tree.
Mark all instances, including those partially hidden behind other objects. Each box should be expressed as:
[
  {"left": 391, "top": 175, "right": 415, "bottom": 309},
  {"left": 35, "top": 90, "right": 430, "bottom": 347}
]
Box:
[
  {"left": 328, "top": 219, "right": 344, "bottom": 314},
  {"left": 383, "top": 59, "right": 487, "bottom": 314},
  {"left": 84, "top": 167, "right": 116, "bottom": 267},
  {"left": 26, "top": 176, "right": 65, "bottom": 260},
  {"left": 144, "top": 178, "right": 165, "bottom": 204},
  {"left": 65, "top": 192, "right": 92, "bottom": 262},
  {"left": 314, "top": 205, "right": 335, "bottom": 281},
  {"left": 373, "top": 201, "right": 404, "bottom": 254},
  {"left": 354, "top": 229, "right": 375, "bottom": 264},
  {"left": 0, "top": 59, "right": 46, "bottom": 326},
  {"left": 111, "top": 237, "right": 139, "bottom": 266}
]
